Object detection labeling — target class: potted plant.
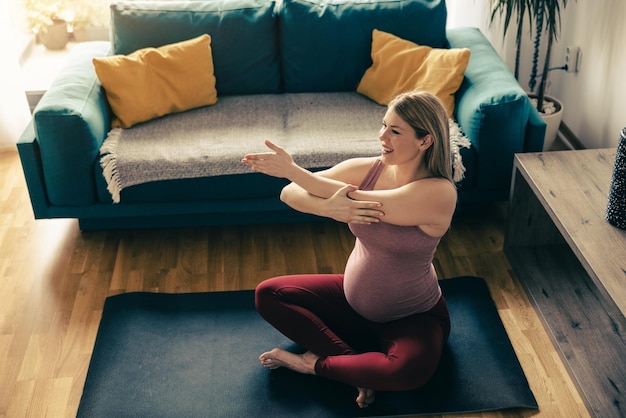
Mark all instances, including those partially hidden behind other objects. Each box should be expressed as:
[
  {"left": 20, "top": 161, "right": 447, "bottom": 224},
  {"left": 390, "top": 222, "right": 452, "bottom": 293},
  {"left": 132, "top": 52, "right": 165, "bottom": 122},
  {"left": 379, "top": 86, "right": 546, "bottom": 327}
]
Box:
[
  {"left": 22, "top": 0, "right": 71, "bottom": 50},
  {"left": 528, "top": 0, "right": 570, "bottom": 111},
  {"left": 489, "top": 0, "right": 573, "bottom": 150},
  {"left": 529, "top": 0, "right": 573, "bottom": 150}
]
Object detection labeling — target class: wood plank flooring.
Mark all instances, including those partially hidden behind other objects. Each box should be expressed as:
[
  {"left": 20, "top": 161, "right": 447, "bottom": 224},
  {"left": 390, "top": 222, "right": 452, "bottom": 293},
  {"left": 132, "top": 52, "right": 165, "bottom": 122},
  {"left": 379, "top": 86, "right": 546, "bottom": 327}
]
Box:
[{"left": 0, "top": 149, "right": 590, "bottom": 417}]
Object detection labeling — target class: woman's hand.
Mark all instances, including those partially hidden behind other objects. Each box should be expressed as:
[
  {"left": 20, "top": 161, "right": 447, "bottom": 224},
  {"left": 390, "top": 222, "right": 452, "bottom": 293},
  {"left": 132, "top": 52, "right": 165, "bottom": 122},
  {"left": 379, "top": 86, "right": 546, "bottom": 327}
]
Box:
[
  {"left": 242, "top": 140, "right": 295, "bottom": 179},
  {"left": 322, "top": 184, "right": 384, "bottom": 224}
]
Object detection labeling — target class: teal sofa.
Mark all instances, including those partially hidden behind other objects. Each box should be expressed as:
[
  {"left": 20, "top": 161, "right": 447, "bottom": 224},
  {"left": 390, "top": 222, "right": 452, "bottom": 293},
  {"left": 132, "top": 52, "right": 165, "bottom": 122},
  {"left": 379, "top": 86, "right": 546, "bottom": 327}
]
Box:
[{"left": 17, "top": 0, "right": 546, "bottom": 230}]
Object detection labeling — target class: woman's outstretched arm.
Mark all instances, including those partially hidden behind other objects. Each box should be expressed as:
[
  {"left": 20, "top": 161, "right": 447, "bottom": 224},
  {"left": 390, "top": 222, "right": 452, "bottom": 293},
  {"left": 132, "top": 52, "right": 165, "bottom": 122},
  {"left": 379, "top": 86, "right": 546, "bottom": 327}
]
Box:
[
  {"left": 242, "top": 140, "right": 455, "bottom": 232},
  {"left": 242, "top": 140, "right": 384, "bottom": 224}
]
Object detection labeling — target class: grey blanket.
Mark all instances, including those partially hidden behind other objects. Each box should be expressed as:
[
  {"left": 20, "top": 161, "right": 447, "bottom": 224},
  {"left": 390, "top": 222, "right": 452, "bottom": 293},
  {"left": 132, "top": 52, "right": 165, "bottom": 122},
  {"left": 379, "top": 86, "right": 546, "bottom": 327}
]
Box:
[{"left": 100, "top": 92, "right": 469, "bottom": 203}]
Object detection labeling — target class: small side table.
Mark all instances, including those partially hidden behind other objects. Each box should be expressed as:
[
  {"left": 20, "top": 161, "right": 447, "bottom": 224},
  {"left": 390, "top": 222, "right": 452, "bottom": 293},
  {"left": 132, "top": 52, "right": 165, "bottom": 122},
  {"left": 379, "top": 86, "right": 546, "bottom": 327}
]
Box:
[{"left": 504, "top": 149, "right": 626, "bottom": 418}]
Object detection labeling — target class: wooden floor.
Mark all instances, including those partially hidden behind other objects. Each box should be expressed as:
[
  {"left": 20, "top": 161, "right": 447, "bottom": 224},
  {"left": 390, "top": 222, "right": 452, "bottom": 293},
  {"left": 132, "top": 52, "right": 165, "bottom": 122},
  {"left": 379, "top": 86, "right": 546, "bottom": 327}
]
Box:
[{"left": 0, "top": 149, "right": 590, "bottom": 417}]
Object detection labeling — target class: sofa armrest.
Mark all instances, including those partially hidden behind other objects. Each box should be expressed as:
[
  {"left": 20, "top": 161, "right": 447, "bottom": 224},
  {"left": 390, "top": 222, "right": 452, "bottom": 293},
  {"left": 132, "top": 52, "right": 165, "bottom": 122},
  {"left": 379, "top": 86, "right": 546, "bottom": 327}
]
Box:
[
  {"left": 524, "top": 105, "right": 547, "bottom": 152},
  {"left": 32, "top": 41, "right": 112, "bottom": 206},
  {"left": 447, "top": 27, "right": 545, "bottom": 193}
]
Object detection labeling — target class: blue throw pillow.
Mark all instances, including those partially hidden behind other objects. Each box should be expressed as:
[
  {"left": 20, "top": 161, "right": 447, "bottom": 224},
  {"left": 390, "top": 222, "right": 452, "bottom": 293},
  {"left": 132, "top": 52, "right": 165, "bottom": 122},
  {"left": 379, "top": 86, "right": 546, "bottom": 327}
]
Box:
[
  {"left": 110, "top": 0, "right": 281, "bottom": 95},
  {"left": 279, "top": 0, "right": 448, "bottom": 92}
]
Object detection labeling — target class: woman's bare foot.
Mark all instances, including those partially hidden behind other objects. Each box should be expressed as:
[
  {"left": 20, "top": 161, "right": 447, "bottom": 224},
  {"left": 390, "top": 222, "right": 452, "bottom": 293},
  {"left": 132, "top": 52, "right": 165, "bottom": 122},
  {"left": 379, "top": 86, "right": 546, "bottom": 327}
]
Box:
[
  {"left": 356, "top": 387, "right": 375, "bottom": 408},
  {"left": 259, "top": 348, "right": 319, "bottom": 375}
]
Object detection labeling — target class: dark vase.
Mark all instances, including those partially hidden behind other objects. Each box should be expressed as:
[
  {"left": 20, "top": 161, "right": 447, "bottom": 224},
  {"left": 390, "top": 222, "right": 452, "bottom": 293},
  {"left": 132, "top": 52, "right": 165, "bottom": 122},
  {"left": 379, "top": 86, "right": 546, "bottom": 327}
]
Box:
[{"left": 606, "top": 127, "right": 626, "bottom": 229}]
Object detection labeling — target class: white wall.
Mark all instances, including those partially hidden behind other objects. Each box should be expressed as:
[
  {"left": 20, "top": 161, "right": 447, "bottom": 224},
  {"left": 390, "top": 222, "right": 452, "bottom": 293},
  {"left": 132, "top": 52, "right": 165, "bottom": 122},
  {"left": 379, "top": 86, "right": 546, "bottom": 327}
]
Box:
[
  {"left": 0, "top": 0, "right": 30, "bottom": 150},
  {"left": 447, "top": 0, "right": 626, "bottom": 149},
  {"left": 549, "top": 0, "right": 626, "bottom": 148}
]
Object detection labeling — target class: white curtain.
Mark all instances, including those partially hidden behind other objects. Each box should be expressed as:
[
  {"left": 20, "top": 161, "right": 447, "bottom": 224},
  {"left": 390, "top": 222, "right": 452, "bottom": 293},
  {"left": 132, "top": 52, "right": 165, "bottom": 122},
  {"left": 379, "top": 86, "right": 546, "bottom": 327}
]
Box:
[{"left": 0, "top": 1, "right": 31, "bottom": 150}]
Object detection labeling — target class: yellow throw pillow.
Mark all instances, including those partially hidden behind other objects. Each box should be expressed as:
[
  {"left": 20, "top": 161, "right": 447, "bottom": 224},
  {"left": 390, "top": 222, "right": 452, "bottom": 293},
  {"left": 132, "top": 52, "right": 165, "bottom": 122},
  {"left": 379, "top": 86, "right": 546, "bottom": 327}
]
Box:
[
  {"left": 357, "top": 29, "right": 470, "bottom": 116},
  {"left": 93, "top": 34, "right": 218, "bottom": 129}
]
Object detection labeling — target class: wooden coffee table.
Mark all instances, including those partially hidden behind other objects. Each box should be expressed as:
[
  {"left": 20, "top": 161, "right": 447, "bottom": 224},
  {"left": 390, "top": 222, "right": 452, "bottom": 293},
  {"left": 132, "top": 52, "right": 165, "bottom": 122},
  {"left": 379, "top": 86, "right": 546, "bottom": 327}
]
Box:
[{"left": 504, "top": 149, "right": 625, "bottom": 418}]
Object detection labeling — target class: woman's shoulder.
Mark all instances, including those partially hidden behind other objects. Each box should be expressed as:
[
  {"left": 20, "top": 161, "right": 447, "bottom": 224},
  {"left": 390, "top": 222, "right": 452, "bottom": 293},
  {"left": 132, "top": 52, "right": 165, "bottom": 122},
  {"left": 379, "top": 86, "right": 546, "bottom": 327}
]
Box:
[
  {"left": 407, "top": 177, "right": 457, "bottom": 201},
  {"left": 335, "top": 157, "right": 379, "bottom": 169},
  {"left": 318, "top": 157, "right": 379, "bottom": 183},
  {"left": 397, "top": 177, "right": 457, "bottom": 215}
]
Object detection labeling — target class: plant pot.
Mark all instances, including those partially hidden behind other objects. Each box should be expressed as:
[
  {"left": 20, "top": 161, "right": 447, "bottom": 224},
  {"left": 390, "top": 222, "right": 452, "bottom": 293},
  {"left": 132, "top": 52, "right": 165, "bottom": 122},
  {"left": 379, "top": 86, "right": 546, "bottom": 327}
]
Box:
[
  {"left": 39, "top": 19, "right": 69, "bottom": 50},
  {"left": 529, "top": 94, "right": 564, "bottom": 151}
]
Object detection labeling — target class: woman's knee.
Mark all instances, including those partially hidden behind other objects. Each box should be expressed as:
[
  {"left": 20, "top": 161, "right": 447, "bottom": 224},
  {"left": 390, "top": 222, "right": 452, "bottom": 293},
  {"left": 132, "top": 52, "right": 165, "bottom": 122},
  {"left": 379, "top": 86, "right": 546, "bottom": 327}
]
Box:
[
  {"left": 255, "top": 275, "right": 308, "bottom": 317},
  {"left": 254, "top": 277, "right": 283, "bottom": 314}
]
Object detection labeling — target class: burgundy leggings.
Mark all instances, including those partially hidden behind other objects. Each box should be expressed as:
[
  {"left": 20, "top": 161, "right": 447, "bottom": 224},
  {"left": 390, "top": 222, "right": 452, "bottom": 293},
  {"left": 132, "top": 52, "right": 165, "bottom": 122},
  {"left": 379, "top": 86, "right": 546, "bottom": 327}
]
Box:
[{"left": 255, "top": 274, "right": 450, "bottom": 391}]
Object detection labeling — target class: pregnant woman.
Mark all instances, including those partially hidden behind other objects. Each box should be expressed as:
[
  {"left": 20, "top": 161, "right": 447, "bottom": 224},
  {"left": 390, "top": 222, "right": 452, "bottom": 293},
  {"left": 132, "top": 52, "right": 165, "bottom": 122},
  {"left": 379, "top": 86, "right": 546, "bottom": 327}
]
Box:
[{"left": 241, "top": 90, "right": 457, "bottom": 409}]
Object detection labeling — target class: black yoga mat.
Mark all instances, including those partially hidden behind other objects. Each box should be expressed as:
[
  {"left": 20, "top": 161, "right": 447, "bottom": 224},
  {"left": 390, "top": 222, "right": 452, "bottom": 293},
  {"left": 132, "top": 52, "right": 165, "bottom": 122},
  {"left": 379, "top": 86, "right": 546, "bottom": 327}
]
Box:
[{"left": 77, "top": 276, "right": 537, "bottom": 417}]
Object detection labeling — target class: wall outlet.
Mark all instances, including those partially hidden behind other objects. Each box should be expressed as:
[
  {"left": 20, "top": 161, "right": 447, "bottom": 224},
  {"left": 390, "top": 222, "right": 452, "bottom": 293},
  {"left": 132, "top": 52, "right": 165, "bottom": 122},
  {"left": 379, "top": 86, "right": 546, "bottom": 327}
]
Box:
[{"left": 565, "top": 46, "right": 581, "bottom": 73}]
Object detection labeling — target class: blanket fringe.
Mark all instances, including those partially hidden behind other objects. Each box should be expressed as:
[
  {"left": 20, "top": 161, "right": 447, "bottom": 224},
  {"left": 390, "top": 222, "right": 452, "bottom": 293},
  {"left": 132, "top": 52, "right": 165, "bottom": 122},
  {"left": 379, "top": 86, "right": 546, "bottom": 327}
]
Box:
[
  {"left": 100, "top": 128, "right": 123, "bottom": 203},
  {"left": 449, "top": 119, "right": 471, "bottom": 183}
]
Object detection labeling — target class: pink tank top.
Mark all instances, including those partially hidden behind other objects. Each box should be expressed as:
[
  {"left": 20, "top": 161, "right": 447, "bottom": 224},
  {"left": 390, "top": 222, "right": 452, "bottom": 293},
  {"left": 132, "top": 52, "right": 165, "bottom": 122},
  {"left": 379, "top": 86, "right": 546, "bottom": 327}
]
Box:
[{"left": 343, "top": 159, "right": 442, "bottom": 322}]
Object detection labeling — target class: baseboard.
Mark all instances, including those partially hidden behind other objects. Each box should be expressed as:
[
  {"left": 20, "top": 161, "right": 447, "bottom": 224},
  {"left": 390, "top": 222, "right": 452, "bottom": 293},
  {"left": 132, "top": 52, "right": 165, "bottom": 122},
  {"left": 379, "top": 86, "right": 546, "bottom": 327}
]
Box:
[{"left": 558, "top": 122, "right": 585, "bottom": 150}]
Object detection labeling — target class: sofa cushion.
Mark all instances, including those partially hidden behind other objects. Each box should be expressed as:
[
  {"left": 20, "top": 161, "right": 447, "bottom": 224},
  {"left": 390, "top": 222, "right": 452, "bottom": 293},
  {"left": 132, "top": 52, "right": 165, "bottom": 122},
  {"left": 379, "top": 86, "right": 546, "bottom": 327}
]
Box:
[
  {"left": 110, "top": 0, "right": 280, "bottom": 95},
  {"left": 93, "top": 35, "right": 217, "bottom": 129},
  {"left": 279, "top": 0, "right": 448, "bottom": 92},
  {"left": 357, "top": 30, "right": 470, "bottom": 117},
  {"left": 96, "top": 92, "right": 470, "bottom": 203}
]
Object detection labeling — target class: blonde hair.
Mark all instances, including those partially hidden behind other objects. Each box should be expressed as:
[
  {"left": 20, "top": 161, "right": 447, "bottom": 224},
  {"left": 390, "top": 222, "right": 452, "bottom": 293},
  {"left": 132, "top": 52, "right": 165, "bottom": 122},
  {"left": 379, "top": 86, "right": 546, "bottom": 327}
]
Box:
[{"left": 388, "top": 91, "right": 453, "bottom": 184}]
